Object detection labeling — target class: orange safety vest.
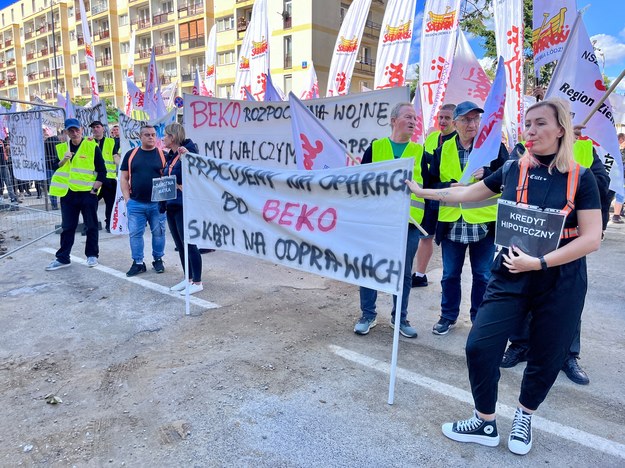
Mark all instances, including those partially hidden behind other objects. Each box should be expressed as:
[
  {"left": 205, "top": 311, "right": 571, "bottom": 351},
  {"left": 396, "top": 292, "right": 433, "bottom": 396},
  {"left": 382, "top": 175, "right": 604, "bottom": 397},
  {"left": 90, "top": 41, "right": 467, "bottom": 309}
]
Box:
[
  {"left": 126, "top": 146, "right": 166, "bottom": 195},
  {"left": 515, "top": 159, "right": 581, "bottom": 240}
]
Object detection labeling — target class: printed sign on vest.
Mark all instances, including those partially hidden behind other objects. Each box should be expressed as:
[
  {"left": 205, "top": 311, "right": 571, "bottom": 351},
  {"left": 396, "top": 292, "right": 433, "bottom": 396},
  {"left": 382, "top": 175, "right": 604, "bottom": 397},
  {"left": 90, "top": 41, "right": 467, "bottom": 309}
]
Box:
[
  {"left": 495, "top": 200, "right": 566, "bottom": 257},
  {"left": 151, "top": 175, "right": 177, "bottom": 201}
]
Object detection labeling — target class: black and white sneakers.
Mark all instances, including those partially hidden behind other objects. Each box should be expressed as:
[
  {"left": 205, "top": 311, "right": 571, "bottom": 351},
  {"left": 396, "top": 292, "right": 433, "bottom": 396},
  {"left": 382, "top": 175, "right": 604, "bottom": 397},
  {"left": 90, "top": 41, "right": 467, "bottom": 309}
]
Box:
[
  {"left": 508, "top": 407, "right": 532, "bottom": 455},
  {"left": 442, "top": 410, "right": 500, "bottom": 447},
  {"left": 442, "top": 408, "right": 533, "bottom": 455}
]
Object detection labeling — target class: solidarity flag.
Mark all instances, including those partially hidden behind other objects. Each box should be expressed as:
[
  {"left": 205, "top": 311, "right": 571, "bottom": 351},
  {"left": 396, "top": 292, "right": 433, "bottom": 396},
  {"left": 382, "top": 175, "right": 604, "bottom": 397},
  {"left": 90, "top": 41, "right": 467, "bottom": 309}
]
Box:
[
  {"left": 57, "top": 91, "right": 76, "bottom": 119},
  {"left": 326, "top": 0, "right": 372, "bottom": 96},
  {"left": 78, "top": 0, "right": 99, "bottom": 105},
  {"left": 493, "top": 0, "right": 524, "bottom": 146},
  {"left": 410, "top": 88, "right": 425, "bottom": 144},
  {"left": 288, "top": 92, "right": 349, "bottom": 171},
  {"left": 532, "top": 0, "right": 576, "bottom": 78},
  {"left": 444, "top": 30, "right": 491, "bottom": 109},
  {"left": 460, "top": 57, "right": 507, "bottom": 184},
  {"left": 193, "top": 66, "right": 209, "bottom": 96},
  {"left": 419, "top": 0, "right": 461, "bottom": 133},
  {"left": 248, "top": 0, "right": 270, "bottom": 101},
  {"left": 234, "top": 15, "right": 253, "bottom": 100},
  {"left": 143, "top": 49, "right": 167, "bottom": 119},
  {"left": 126, "top": 78, "right": 144, "bottom": 110},
  {"left": 374, "top": 0, "right": 417, "bottom": 90},
  {"left": 161, "top": 80, "right": 178, "bottom": 109},
  {"left": 545, "top": 13, "right": 624, "bottom": 196},
  {"left": 124, "top": 29, "right": 136, "bottom": 116},
  {"left": 299, "top": 62, "right": 319, "bottom": 100},
  {"left": 205, "top": 25, "right": 217, "bottom": 97}
]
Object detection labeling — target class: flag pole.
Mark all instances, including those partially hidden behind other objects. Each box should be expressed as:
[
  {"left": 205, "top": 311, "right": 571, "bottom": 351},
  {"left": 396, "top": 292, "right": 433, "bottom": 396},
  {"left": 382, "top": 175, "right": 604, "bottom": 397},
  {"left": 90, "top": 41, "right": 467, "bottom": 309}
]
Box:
[{"left": 580, "top": 68, "right": 625, "bottom": 127}]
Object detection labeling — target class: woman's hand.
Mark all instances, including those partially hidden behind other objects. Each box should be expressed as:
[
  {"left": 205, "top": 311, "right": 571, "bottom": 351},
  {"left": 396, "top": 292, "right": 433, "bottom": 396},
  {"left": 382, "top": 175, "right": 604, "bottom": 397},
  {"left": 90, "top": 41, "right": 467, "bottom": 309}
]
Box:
[
  {"left": 502, "top": 245, "right": 540, "bottom": 274},
  {"left": 178, "top": 147, "right": 188, "bottom": 155},
  {"left": 405, "top": 179, "right": 425, "bottom": 197}
]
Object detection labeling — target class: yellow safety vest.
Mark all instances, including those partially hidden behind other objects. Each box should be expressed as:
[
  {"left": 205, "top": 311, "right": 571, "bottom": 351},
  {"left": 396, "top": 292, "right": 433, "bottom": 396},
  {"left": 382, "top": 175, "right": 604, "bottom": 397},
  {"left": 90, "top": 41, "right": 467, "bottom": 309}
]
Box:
[
  {"left": 573, "top": 139, "right": 593, "bottom": 168},
  {"left": 98, "top": 137, "right": 117, "bottom": 179},
  {"left": 438, "top": 136, "right": 500, "bottom": 223},
  {"left": 49, "top": 139, "right": 98, "bottom": 197},
  {"left": 424, "top": 130, "right": 441, "bottom": 154},
  {"left": 372, "top": 138, "right": 425, "bottom": 225}
]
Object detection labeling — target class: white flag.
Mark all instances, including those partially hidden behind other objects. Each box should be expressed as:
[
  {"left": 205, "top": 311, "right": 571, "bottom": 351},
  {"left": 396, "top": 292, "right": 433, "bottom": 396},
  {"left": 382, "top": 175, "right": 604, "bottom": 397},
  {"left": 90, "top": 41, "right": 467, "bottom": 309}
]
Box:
[
  {"left": 326, "top": 0, "right": 372, "bottom": 96},
  {"left": 143, "top": 49, "right": 167, "bottom": 119},
  {"left": 410, "top": 88, "right": 425, "bottom": 144},
  {"left": 419, "top": 0, "right": 462, "bottom": 133},
  {"left": 460, "top": 57, "right": 507, "bottom": 184},
  {"left": 205, "top": 25, "right": 217, "bottom": 97},
  {"left": 532, "top": 0, "right": 576, "bottom": 77},
  {"left": 234, "top": 17, "right": 253, "bottom": 100},
  {"left": 289, "top": 92, "right": 349, "bottom": 170},
  {"left": 444, "top": 30, "right": 491, "bottom": 109},
  {"left": 248, "top": 0, "right": 270, "bottom": 101},
  {"left": 374, "top": 0, "right": 417, "bottom": 90},
  {"left": 124, "top": 29, "right": 136, "bottom": 116},
  {"left": 126, "top": 78, "right": 145, "bottom": 110},
  {"left": 161, "top": 80, "right": 178, "bottom": 109},
  {"left": 545, "top": 13, "right": 624, "bottom": 196},
  {"left": 299, "top": 62, "right": 319, "bottom": 100},
  {"left": 493, "top": 0, "right": 524, "bottom": 146},
  {"left": 78, "top": 0, "right": 99, "bottom": 105}
]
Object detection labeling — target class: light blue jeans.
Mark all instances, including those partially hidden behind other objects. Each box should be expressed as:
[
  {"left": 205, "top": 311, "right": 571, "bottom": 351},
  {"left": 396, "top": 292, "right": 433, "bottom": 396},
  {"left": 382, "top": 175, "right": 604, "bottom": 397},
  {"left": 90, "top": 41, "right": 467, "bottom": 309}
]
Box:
[{"left": 127, "top": 199, "right": 166, "bottom": 264}]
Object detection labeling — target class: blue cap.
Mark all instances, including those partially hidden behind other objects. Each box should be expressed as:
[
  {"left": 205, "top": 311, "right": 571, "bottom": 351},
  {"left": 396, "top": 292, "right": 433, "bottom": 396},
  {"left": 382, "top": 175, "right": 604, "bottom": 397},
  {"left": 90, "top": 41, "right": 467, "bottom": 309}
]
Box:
[
  {"left": 64, "top": 118, "right": 81, "bottom": 130},
  {"left": 453, "top": 101, "right": 484, "bottom": 120}
]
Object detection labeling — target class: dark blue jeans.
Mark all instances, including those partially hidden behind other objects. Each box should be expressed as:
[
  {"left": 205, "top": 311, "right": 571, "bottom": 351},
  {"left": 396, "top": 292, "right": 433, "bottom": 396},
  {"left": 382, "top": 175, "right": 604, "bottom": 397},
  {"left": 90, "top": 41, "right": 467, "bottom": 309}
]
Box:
[
  {"left": 440, "top": 235, "right": 496, "bottom": 322},
  {"left": 359, "top": 226, "right": 421, "bottom": 322}
]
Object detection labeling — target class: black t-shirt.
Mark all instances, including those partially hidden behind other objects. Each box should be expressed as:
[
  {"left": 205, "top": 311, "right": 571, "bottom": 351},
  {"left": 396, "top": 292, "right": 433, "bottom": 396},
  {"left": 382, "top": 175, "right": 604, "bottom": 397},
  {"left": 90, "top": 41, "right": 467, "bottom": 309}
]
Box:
[
  {"left": 95, "top": 137, "right": 120, "bottom": 156},
  {"left": 120, "top": 147, "right": 165, "bottom": 202},
  {"left": 483, "top": 155, "right": 600, "bottom": 239}
]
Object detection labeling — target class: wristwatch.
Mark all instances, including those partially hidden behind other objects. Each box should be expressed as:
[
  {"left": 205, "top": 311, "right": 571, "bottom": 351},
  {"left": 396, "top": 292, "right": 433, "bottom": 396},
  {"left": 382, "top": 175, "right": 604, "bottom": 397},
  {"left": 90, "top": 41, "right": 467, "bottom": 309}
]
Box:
[
  {"left": 538, "top": 256, "right": 548, "bottom": 271},
  {"left": 90, "top": 187, "right": 98, "bottom": 194}
]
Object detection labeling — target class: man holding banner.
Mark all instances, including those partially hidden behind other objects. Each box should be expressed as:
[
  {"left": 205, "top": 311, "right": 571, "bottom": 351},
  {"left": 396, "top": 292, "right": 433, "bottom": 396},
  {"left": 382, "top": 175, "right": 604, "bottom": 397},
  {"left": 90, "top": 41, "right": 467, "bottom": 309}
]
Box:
[
  {"left": 353, "top": 102, "right": 428, "bottom": 338},
  {"left": 90, "top": 120, "right": 120, "bottom": 233}
]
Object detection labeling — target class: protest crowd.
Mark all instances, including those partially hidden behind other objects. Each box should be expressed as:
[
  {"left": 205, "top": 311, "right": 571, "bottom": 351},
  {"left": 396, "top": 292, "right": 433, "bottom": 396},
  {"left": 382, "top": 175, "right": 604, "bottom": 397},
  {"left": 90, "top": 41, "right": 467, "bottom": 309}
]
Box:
[{"left": 1, "top": 0, "right": 624, "bottom": 461}]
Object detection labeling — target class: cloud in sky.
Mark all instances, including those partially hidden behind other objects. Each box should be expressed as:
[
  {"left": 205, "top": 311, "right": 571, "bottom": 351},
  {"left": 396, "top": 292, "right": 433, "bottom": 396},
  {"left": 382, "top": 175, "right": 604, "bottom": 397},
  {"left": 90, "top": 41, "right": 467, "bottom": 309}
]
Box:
[{"left": 590, "top": 34, "right": 625, "bottom": 68}]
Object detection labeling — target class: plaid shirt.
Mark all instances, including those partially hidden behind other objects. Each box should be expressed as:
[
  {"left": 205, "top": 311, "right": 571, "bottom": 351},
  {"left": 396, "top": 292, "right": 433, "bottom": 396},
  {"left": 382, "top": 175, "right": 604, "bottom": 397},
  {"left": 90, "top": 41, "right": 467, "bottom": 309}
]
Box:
[{"left": 446, "top": 145, "right": 489, "bottom": 243}]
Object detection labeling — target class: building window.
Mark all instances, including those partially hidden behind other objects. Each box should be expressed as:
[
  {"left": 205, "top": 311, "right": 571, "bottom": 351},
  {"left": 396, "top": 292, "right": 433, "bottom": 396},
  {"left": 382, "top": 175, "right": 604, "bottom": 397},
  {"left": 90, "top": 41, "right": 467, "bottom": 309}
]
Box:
[
  {"left": 218, "top": 84, "right": 234, "bottom": 99},
  {"left": 283, "top": 35, "right": 292, "bottom": 69},
  {"left": 31, "top": 0, "right": 35, "bottom": 13},
  {"left": 163, "top": 31, "right": 175, "bottom": 46},
  {"left": 217, "top": 50, "right": 235, "bottom": 65},
  {"left": 119, "top": 14, "right": 129, "bottom": 26},
  {"left": 69, "top": 7, "right": 73, "bottom": 17},
  {"left": 179, "top": 19, "right": 205, "bottom": 48},
  {"left": 73, "top": 77, "right": 79, "bottom": 88},
  {"left": 71, "top": 54, "right": 78, "bottom": 65},
  {"left": 284, "top": 74, "right": 292, "bottom": 94},
  {"left": 282, "top": 0, "right": 292, "bottom": 28},
  {"left": 120, "top": 42, "right": 129, "bottom": 53},
  {"left": 216, "top": 15, "right": 234, "bottom": 32},
  {"left": 361, "top": 46, "right": 371, "bottom": 65},
  {"left": 163, "top": 61, "right": 177, "bottom": 77},
  {"left": 161, "top": 0, "right": 174, "bottom": 14}
]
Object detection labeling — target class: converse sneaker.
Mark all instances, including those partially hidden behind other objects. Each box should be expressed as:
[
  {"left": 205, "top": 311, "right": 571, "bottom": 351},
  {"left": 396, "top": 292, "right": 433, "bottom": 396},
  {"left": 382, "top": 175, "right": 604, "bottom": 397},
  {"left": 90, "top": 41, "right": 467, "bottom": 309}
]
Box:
[
  {"left": 354, "top": 317, "right": 377, "bottom": 335},
  {"left": 442, "top": 410, "right": 500, "bottom": 447},
  {"left": 508, "top": 407, "right": 532, "bottom": 455}
]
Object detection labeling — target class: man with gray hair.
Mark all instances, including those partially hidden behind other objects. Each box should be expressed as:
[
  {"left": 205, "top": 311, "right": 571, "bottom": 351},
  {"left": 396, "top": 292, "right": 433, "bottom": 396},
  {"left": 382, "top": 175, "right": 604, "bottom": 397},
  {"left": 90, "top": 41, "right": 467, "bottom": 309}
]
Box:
[{"left": 353, "top": 102, "right": 429, "bottom": 338}]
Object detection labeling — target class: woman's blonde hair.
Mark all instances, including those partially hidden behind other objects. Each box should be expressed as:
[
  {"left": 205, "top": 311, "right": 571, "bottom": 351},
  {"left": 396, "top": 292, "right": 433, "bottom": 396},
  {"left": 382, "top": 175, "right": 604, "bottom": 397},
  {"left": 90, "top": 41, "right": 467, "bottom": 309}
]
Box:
[
  {"left": 164, "top": 122, "right": 186, "bottom": 146},
  {"left": 522, "top": 98, "right": 575, "bottom": 173}
]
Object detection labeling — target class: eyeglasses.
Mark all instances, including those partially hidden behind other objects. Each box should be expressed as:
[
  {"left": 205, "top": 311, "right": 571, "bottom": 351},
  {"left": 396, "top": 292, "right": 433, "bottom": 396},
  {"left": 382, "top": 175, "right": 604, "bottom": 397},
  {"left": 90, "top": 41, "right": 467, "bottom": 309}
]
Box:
[{"left": 456, "top": 116, "right": 481, "bottom": 125}]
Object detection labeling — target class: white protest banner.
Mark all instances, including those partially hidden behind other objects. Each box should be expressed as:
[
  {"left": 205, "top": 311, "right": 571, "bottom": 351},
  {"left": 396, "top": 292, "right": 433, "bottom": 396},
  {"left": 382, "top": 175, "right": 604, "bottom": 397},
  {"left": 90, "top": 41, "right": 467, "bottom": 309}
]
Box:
[
  {"left": 288, "top": 92, "right": 349, "bottom": 170},
  {"left": 74, "top": 102, "right": 108, "bottom": 138},
  {"left": 183, "top": 154, "right": 412, "bottom": 295},
  {"left": 326, "top": 0, "right": 372, "bottom": 96},
  {"left": 205, "top": 25, "right": 217, "bottom": 97},
  {"left": 374, "top": 0, "right": 417, "bottom": 90},
  {"left": 419, "top": 0, "right": 461, "bottom": 134},
  {"left": 183, "top": 86, "right": 409, "bottom": 170},
  {"left": 460, "top": 57, "right": 507, "bottom": 184},
  {"left": 494, "top": 0, "right": 524, "bottom": 146},
  {"left": 545, "top": 13, "right": 624, "bottom": 196},
  {"left": 79, "top": 0, "right": 99, "bottom": 105},
  {"left": 7, "top": 111, "right": 46, "bottom": 181},
  {"left": 532, "top": 0, "right": 576, "bottom": 78},
  {"left": 32, "top": 97, "right": 64, "bottom": 130},
  {"left": 444, "top": 30, "right": 491, "bottom": 109},
  {"left": 110, "top": 108, "right": 177, "bottom": 235},
  {"left": 248, "top": 0, "right": 270, "bottom": 101}
]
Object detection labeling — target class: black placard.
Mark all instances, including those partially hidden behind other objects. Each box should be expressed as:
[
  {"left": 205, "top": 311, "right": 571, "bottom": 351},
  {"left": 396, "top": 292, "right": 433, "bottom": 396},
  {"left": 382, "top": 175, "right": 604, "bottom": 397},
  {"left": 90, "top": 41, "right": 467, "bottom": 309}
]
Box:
[{"left": 151, "top": 176, "right": 177, "bottom": 202}]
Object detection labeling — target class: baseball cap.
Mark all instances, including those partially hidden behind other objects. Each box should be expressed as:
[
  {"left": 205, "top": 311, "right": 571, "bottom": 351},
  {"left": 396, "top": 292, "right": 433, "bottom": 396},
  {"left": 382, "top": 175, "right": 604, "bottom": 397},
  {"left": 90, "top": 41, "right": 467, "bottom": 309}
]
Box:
[
  {"left": 64, "top": 118, "right": 81, "bottom": 130},
  {"left": 453, "top": 101, "right": 484, "bottom": 120},
  {"left": 89, "top": 120, "right": 104, "bottom": 128}
]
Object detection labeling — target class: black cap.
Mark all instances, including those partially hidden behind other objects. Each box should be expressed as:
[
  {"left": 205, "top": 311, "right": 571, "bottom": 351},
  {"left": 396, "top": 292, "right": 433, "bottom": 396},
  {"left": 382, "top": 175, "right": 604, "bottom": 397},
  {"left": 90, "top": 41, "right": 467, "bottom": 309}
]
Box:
[{"left": 89, "top": 120, "right": 105, "bottom": 128}]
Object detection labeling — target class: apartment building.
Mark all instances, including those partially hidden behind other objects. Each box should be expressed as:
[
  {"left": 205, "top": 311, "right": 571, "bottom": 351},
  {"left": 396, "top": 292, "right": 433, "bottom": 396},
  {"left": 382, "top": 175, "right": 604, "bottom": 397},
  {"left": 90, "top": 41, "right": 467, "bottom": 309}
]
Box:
[{"left": 0, "top": 0, "right": 385, "bottom": 109}]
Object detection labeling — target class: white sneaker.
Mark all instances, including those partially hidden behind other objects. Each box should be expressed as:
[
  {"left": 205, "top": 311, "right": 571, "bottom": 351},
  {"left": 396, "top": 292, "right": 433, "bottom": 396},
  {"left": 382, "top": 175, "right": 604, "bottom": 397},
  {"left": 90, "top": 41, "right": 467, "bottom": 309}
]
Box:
[
  {"left": 170, "top": 279, "right": 190, "bottom": 291},
  {"left": 86, "top": 256, "right": 98, "bottom": 267},
  {"left": 508, "top": 407, "right": 532, "bottom": 455},
  {"left": 179, "top": 283, "right": 203, "bottom": 295}
]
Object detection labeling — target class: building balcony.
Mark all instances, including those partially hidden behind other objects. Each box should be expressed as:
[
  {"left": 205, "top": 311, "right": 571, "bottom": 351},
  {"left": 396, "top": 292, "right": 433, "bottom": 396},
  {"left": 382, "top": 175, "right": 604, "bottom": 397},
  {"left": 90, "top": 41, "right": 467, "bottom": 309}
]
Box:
[
  {"left": 98, "top": 83, "right": 114, "bottom": 93},
  {"left": 180, "top": 36, "right": 205, "bottom": 50},
  {"left": 40, "top": 48, "right": 49, "bottom": 57},
  {"left": 0, "top": 61, "right": 4, "bottom": 69},
  {"left": 8, "top": 78, "right": 16, "bottom": 85},
  {"left": 153, "top": 11, "right": 174, "bottom": 25},
  {"left": 79, "top": 62, "right": 88, "bottom": 70},
  {"left": 39, "top": 70, "right": 51, "bottom": 79},
  {"left": 363, "top": 19, "right": 382, "bottom": 39},
  {"left": 26, "top": 52, "right": 36, "bottom": 60},
  {"left": 131, "top": 18, "right": 151, "bottom": 29},
  {"left": 81, "top": 86, "right": 92, "bottom": 94},
  {"left": 96, "top": 57, "right": 112, "bottom": 67},
  {"left": 27, "top": 72, "right": 38, "bottom": 81},
  {"left": 178, "top": 3, "right": 204, "bottom": 18},
  {"left": 37, "top": 24, "right": 52, "bottom": 36},
  {"left": 138, "top": 48, "right": 152, "bottom": 59},
  {"left": 153, "top": 43, "right": 175, "bottom": 55},
  {"left": 25, "top": 31, "right": 33, "bottom": 39},
  {"left": 44, "top": 91, "right": 54, "bottom": 100},
  {"left": 4, "top": 39, "right": 12, "bottom": 47},
  {"left": 7, "top": 59, "right": 15, "bottom": 66},
  {"left": 0, "top": 79, "right": 5, "bottom": 86},
  {"left": 354, "top": 58, "right": 376, "bottom": 75},
  {"left": 93, "top": 30, "right": 111, "bottom": 41},
  {"left": 237, "top": 19, "right": 248, "bottom": 33},
  {"left": 181, "top": 72, "right": 192, "bottom": 82},
  {"left": 77, "top": 36, "right": 84, "bottom": 45},
  {"left": 160, "top": 75, "right": 174, "bottom": 84},
  {"left": 91, "top": 1, "right": 109, "bottom": 16}
]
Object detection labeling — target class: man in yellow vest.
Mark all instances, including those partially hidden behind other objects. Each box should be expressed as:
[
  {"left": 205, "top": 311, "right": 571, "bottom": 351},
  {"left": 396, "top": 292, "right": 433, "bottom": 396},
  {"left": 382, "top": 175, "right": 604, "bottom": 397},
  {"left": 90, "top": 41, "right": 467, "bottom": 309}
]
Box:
[
  {"left": 353, "top": 102, "right": 429, "bottom": 338},
  {"left": 429, "top": 101, "right": 509, "bottom": 335},
  {"left": 412, "top": 103, "right": 457, "bottom": 288},
  {"left": 45, "top": 118, "right": 107, "bottom": 271},
  {"left": 89, "top": 120, "right": 120, "bottom": 232}
]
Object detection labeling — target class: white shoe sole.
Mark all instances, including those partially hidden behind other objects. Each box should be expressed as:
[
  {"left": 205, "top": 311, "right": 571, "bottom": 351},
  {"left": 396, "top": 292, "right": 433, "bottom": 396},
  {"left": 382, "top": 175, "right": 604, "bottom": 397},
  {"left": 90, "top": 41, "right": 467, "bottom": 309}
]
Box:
[
  {"left": 508, "top": 436, "right": 532, "bottom": 455},
  {"left": 354, "top": 319, "right": 377, "bottom": 335},
  {"left": 45, "top": 263, "right": 70, "bottom": 271},
  {"left": 170, "top": 280, "right": 189, "bottom": 291},
  {"left": 442, "top": 423, "right": 500, "bottom": 447}
]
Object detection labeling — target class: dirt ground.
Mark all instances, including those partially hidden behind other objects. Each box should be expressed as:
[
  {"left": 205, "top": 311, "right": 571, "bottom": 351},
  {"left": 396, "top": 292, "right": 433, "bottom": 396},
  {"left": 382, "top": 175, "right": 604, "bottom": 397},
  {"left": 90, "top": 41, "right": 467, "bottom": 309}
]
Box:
[{"left": 1, "top": 201, "right": 625, "bottom": 467}]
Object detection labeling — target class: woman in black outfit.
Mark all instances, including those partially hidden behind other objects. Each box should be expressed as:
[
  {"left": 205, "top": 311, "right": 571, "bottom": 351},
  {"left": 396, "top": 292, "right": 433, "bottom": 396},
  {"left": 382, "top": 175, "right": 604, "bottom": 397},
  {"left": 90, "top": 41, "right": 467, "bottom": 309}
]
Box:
[
  {"left": 163, "top": 123, "right": 204, "bottom": 295},
  {"left": 406, "top": 98, "right": 602, "bottom": 455}
]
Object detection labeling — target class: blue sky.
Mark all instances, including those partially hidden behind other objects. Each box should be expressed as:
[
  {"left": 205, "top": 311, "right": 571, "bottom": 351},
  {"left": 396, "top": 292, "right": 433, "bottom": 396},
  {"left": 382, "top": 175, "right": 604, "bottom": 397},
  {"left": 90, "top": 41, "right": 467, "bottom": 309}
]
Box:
[{"left": 408, "top": 0, "right": 625, "bottom": 91}]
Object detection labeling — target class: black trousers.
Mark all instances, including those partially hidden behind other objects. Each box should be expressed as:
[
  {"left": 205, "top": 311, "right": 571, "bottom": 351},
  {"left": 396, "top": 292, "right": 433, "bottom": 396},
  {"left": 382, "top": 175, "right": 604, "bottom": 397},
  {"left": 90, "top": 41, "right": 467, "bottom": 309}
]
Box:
[
  {"left": 508, "top": 315, "right": 582, "bottom": 356},
  {"left": 98, "top": 179, "right": 117, "bottom": 230},
  {"left": 56, "top": 190, "right": 99, "bottom": 263},
  {"left": 166, "top": 205, "right": 202, "bottom": 282},
  {"left": 466, "top": 253, "right": 587, "bottom": 414}
]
